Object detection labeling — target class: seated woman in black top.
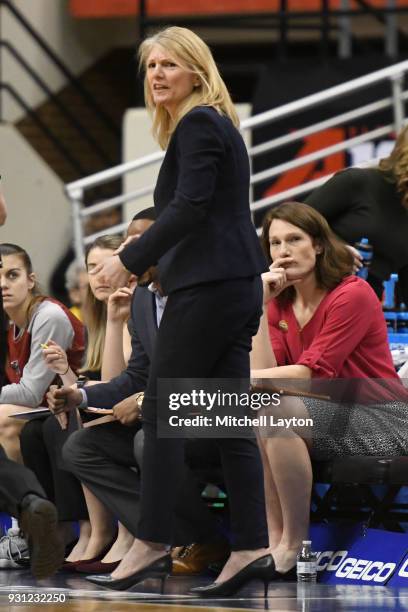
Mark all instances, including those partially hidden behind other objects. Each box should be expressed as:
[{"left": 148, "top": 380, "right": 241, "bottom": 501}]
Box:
[{"left": 305, "top": 125, "right": 408, "bottom": 304}]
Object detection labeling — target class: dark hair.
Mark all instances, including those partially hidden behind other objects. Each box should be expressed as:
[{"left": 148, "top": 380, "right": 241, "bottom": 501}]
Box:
[
  {"left": 0, "top": 243, "right": 34, "bottom": 275},
  {"left": 261, "top": 202, "right": 354, "bottom": 303},
  {"left": 0, "top": 243, "right": 45, "bottom": 319},
  {"left": 132, "top": 207, "right": 156, "bottom": 222}
]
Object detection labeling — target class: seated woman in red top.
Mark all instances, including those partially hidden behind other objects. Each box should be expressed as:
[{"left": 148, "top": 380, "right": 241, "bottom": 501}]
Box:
[
  {"left": 251, "top": 201, "right": 408, "bottom": 579},
  {"left": 0, "top": 243, "right": 84, "bottom": 461}
]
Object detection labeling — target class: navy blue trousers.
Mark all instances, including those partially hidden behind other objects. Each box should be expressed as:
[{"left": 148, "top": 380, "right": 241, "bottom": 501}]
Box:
[{"left": 139, "top": 276, "right": 269, "bottom": 550}]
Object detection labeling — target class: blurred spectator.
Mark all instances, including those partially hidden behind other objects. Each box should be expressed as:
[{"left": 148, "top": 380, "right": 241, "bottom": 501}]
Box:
[
  {"left": 65, "top": 260, "right": 88, "bottom": 322},
  {"left": 127, "top": 207, "right": 156, "bottom": 238}
]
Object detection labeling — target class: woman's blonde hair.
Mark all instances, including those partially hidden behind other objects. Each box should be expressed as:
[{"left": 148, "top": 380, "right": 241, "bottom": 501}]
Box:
[
  {"left": 138, "top": 26, "right": 239, "bottom": 149},
  {"left": 261, "top": 202, "right": 354, "bottom": 304},
  {"left": 81, "top": 234, "right": 124, "bottom": 373},
  {"left": 378, "top": 125, "right": 408, "bottom": 210}
]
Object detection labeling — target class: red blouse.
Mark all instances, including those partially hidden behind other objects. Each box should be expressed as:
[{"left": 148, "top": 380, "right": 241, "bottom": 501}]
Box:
[{"left": 267, "top": 276, "right": 403, "bottom": 401}]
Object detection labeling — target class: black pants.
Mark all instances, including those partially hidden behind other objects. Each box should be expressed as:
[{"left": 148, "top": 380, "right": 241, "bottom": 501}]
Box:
[
  {"left": 20, "top": 416, "right": 88, "bottom": 522},
  {"left": 63, "top": 421, "right": 141, "bottom": 533},
  {"left": 63, "top": 424, "right": 222, "bottom": 545},
  {"left": 175, "top": 438, "right": 226, "bottom": 545},
  {"left": 0, "top": 444, "right": 45, "bottom": 518},
  {"left": 138, "top": 277, "right": 268, "bottom": 550}
]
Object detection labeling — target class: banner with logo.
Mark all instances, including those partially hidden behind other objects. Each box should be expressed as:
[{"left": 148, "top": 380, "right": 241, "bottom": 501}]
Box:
[
  {"left": 311, "top": 522, "right": 408, "bottom": 585},
  {"left": 386, "top": 552, "right": 408, "bottom": 587}
]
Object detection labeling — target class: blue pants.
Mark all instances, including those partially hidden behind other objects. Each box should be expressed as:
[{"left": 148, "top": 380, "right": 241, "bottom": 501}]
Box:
[{"left": 139, "top": 276, "right": 268, "bottom": 550}]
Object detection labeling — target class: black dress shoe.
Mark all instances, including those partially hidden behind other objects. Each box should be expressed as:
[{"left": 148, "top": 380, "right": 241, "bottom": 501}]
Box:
[
  {"left": 190, "top": 554, "right": 277, "bottom": 598},
  {"left": 86, "top": 554, "right": 172, "bottom": 592},
  {"left": 276, "top": 565, "right": 297, "bottom": 581}
]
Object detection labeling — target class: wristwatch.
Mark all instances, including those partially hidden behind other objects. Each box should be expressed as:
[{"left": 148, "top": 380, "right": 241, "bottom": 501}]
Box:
[
  {"left": 76, "top": 375, "right": 89, "bottom": 389},
  {"left": 134, "top": 392, "right": 144, "bottom": 419}
]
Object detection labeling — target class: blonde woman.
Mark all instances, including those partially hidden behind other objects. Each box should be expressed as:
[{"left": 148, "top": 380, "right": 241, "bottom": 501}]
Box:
[
  {"left": 51, "top": 26, "right": 272, "bottom": 596},
  {"left": 20, "top": 235, "right": 134, "bottom": 570},
  {"left": 44, "top": 235, "right": 132, "bottom": 386}
]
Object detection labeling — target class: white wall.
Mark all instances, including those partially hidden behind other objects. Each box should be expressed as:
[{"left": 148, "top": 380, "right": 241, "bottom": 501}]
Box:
[
  {"left": 122, "top": 104, "right": 252, "bottom": 221},
  {"left": 0, "top": 124, "right": 72, "bottom": 291},
  {"left": 1, "top": 0, "right": 138, "bottom": 123}
]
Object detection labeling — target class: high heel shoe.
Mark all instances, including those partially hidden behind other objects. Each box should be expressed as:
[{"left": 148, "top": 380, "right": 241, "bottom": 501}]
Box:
[
  {"left": 276, "top": 564, "right": 297, "bottom": 582},
  {"left": 75, "top": 559, "right": 120, "bottom": 574},
  {"left": 190, "top": 554, "right": 277, "bottom": 598},
  {"left": 61, "top": 538, "right": 116, "bottom": 571},
  {"left": 85, "top": 554, "right": 172, "bottom": 592}
]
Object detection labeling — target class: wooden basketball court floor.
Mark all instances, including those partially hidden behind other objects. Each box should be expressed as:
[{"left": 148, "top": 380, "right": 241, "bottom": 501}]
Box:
[{"left": 1, "top": 570, "right": 408, "bottom": 611}]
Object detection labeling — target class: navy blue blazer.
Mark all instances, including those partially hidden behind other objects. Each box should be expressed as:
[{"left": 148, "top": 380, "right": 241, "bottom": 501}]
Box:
[
  {"left": 119, "top": 106, "right": 267, "bottom": 295},
  {"left": 85, "top": 287, "right": 156, "bottom": 409}
]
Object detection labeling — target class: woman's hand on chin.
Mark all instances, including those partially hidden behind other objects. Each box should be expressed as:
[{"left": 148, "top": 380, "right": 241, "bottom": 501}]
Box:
[
  {"left": 262, "top": 259, "right": 303, "bottom": 305},
  {"left": 107, "top": 286, "right": 133, "bottom": 323},
  {"left": 261, "top": 269, "right": 287, "bottom": 304}
]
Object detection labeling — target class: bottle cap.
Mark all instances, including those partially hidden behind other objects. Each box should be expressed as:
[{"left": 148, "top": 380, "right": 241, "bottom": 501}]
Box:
[{"left": 302, "top": 540, "right": 312, "bottom": 544}]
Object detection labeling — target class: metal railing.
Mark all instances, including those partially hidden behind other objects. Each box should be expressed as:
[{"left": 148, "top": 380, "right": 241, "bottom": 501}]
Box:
[
  {"left": 0, "top": 0, "right": 120, "bottom": 175},
  {"left": 66, "top": 58, "right": 408, "bottom": 261},
  {"left": 138, "top": 0, "right": 408, "bottom": 60}
]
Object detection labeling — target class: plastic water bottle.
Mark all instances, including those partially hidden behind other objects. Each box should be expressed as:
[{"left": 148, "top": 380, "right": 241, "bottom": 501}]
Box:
[
  {"left": 354, "top": 237, "right": 373, "bottom": 281},
  {"left": 383, "top": 273, "right": 398, "bottom": 309},
  {"left": 297, "top": 540, "right": 317, "bottom": 582},
  {"left": 297, "top": 582, "right": 312, "bottom": 612}
]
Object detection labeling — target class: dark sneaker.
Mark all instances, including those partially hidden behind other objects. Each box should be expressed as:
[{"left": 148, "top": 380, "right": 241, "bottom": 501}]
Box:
[{"left": 19, "top": 494, "right": 64, "bottom": 579}]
